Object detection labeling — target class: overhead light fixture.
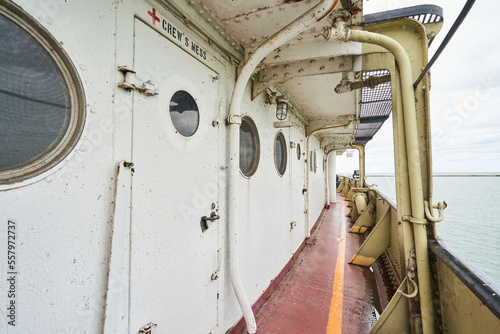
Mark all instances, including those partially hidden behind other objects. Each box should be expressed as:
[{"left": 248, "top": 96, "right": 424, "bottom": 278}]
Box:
[{"left": 276, "top": 97, "right": 288, "bottom": 121}]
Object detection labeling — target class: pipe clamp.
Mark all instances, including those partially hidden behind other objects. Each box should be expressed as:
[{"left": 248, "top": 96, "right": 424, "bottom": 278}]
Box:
[
  {"left": 227, "top": 115, "right": 242, "bottom": 125},
  {"left": 402, "top": 215, "right": 427, "bottom": 225}
]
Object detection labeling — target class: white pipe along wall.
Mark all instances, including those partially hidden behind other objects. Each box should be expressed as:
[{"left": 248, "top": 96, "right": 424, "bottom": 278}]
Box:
[
  {"left": 227, "top": 1, "right": 340, "bottom": 332},
  {"left": 328, "top": 150, "right": 337, "bottom": 204}
]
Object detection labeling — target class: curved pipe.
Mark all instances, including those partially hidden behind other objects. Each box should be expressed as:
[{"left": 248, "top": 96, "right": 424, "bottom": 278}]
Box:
[
  {"left": 325, "top": 149, "right": 338, "bottom": 205},
  {"left": 345, "top": 29, "right": 435, "bottom": 333},
  {"left": 227, "top": 1, "right": 340, "bottom": 332},
  {"left": 424, "top": 200, "right": 446, "bottom": 223},
  {"left": 305, "top": 122, "right": 351, "bottom": 237}
]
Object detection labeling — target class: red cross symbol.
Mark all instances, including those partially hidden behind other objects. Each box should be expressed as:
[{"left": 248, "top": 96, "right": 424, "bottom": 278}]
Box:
[{"left": 148, "top": 8, "right": 160, "bottom": 25}]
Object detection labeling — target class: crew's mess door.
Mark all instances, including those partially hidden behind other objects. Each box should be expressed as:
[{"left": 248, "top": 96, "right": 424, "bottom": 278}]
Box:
[{"left": 130, "top": 19, "right": 220, "bottom": 333}]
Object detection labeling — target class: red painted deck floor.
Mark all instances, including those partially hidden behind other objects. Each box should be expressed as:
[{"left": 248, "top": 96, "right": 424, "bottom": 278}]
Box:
[{"left": 245, "top": 193, "right": 381, "bottom": 334}]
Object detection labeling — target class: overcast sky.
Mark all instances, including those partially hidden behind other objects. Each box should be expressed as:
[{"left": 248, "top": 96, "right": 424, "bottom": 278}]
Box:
[{"left": 338, "top": 0, "right": 500, "bottom": 174}]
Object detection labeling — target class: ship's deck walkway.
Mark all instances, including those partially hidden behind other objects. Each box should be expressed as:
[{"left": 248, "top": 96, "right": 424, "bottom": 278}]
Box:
[{"left": 246, "top": 193, "right": 382, "bottom": 333}]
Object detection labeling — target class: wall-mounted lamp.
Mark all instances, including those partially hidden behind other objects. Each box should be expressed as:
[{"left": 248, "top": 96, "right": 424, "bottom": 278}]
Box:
[{"left": 276, "top": 97, "right": 288, "bottom": 121}]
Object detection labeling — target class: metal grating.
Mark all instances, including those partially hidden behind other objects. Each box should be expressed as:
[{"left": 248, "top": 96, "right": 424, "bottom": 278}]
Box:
[
  {"left": 364, "top": 5, "right": 443, "bottom": 25},
  {"left": 357, "top": 122, "right": 383, "bottom": 130},
  {"left": 408, "top": 13, "right": 442, "bottom": 24},
  {"left": 355, "top": 5, "right": 444, "bottom": 145},
  {"left": 360, "top": 101, "right": 392, "bottom": 117},
  {"left": 355, "top": 129, "right": 379, "bottom": 138},
  {"left": 364, "top": 5, "right": 443, "bottom": 46},
  {"left": 361, "top": 70, "right": 391, "bottom": 103},
  {"left": 354, "top": 69, "right": 393, "bottom": 145}
]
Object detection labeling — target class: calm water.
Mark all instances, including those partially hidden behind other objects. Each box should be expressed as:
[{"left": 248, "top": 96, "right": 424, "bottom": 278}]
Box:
[{"left": 365, "top": 175, "right": 500, "bottom": 285}]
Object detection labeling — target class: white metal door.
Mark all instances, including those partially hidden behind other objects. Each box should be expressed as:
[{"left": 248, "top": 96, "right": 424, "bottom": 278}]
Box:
[
  {"left": 290, "top": 127, "right": 306, "bottom": 252},
  {"left": 129, "top": 19, "right": 220, "bottom": 333}
]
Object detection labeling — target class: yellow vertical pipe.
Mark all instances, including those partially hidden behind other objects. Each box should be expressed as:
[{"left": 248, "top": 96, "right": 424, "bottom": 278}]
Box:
[
  {"left": 352, "top": 143, "right": 365, "bottom": 187},
  {"left": 392, "top": 69, "right": 421, "bottom": 331},
  {"left": 348, "top": 30, "right": 435, "bottom": 333}
]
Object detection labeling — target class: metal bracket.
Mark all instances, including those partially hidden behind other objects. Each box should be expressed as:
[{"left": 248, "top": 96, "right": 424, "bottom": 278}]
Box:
[
  {"left": 200, "top": 212, "right": 220, "bottom": 233},
  {"left": 369, "top": 277, "right": 411, "bottom": 333},
  {"left": 118, "top": 66, "right": 159, "bottom": 96},
  {"left": 123, "top": 161, "right": 135, "bottom": 173},
  {"left": 402, "top": 215, "right": 427, "bottom": 225},
  {"left": 227, "top": 115, "right": 242, "bottom": 125},
  {"left": 349, "top": 207, "right": 391, "bottom": 267},
  {"left": 138, "top": 322, "right": 157, "bottom": 334},
  {"left": 349, "top": 199, "right": 375, "bottom": 234}
]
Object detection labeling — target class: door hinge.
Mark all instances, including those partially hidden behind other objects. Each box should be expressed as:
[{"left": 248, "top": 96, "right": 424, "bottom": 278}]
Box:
[{"left": 118, "top": 66, "right": 159, "bottom": 96}]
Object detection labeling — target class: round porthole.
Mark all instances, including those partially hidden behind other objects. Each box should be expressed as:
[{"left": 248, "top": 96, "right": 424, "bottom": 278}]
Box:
[
  {"left": 239, "top": 116, "right": 260, "bottom": 177},
  {"left": 274, "top": 132, "right": 287, "bottom": 176},
  {"left": 0, "top": 4, "right": 85, "bottom": 184},
  {"left": 169, "top": 90, "right": 199, "bottom": 137},
  {"left": 296, "top": 143, "right": 301, "bottom": 160}
]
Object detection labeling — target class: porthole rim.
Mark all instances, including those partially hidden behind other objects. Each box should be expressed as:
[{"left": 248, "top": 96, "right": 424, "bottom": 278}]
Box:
[
  {"left": 239, "top": 115, "right": 260, "bottom": 178},
  {"left": 0, "top": 3, "right": 86, "bottom": 185},
  {"left": 274, "top": 131, "right": 287, "bottom": 177},
  {"left": 168, "top": 89, "right": 200, "bottom": 138}
]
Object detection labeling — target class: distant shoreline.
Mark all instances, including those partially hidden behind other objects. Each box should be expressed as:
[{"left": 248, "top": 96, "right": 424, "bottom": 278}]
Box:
[{"left": 365, "top": 174, "right": 500, "bottom": 177}]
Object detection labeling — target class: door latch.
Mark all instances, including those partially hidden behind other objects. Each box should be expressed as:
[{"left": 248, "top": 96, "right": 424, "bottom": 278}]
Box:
[
  {"left": 118, "top": 66, "right": 159, "bottom": 96},
  {"left": 200, "top": 212, "right": 220, "bottom": 232},
  {"left": 138, "top": 322, "right": 157, "bottom": 334}
]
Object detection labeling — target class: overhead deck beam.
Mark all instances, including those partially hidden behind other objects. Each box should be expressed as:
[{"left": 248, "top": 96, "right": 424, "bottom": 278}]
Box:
[
  {"left": 252, "top": 55, "right": 353, "bottom": 99},
  {"left": 258, "top": 39, "right": 362, "bottom": 67}
]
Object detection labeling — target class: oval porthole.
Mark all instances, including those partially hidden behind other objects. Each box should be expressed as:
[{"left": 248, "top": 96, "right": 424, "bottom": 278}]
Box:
[
  {"left": 296, "top": 143, "right": 301, "bottom": 160},
  {"left": 314, "top": 150, "right": 318, "bottom": 174},
  {"left": 274, "top": 132, "right": 287, "bottom": 176},
  {"left": 0, "top": 4, "right": 85, "bottom": 184},
  {"left": 169, "top": 90, "right": 200, "bottom": 137},
  {"left": 239, "top": 116, "right": 260, "bottom": 177},
  {"left": 314, "top": 150, "right": 318, "bottom": 173}
]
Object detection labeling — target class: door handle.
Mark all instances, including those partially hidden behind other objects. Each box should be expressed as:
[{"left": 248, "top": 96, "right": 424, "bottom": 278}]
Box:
[
  {"left": 200, "top": 212, "right": 220, "bottom": 232},
  {"left": 202, "top": 212, "right": 220, "bottom": 222}
]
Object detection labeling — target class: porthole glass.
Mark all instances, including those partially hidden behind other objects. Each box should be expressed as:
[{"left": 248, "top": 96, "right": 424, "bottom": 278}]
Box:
[
  {"left": 239, "top": 116, "right": 260, "bottom": 177},
  {"left": 314, "top": 150, "right": 318, "bottom": 173},
  {"left": 169, "top": 90, "right": 199, "bottom": 137},
  {"left": 274, "top": 132, "right": 287, "bottom": 176},
  {"left": 297, "top": 143, "right": 301, "bottom": 160},
  {"left": 0, "top": 4, "right": 85, "bottom": 183}
]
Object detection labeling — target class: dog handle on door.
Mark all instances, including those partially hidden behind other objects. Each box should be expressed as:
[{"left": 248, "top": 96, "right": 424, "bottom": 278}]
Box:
[
  {"left": 202, "top": 212, "right": 220, "bottom": 222},
  {"left": 200, "top": 212, "right": 220, "bottom": 233}
]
